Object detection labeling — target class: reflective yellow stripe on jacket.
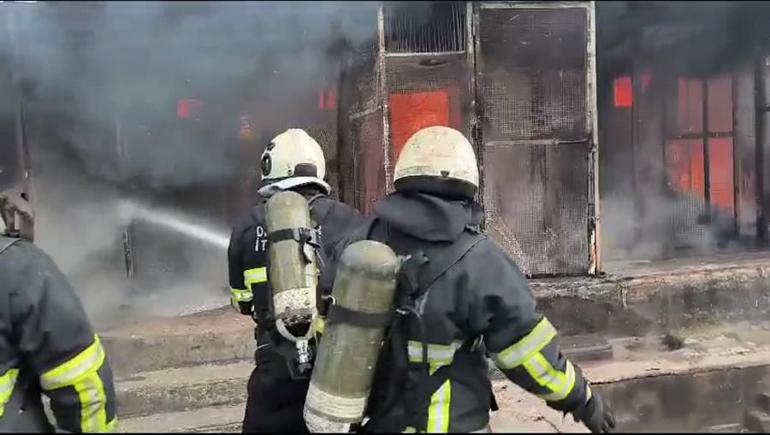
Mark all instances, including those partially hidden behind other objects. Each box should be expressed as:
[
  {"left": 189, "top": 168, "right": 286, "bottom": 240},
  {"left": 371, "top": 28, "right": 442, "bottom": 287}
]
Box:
[
  {"left": 243, "top": 267, "right": 267, "bottom": 289},
  {"left": 492, "top": 318, "right": 576, "bottom": 402},
  {"left": 40, "top": 335, "right": 115, "bottom": 432},
  {"left": 407, "top": 341, "right": 462, "bottom": 433},
  {"left": 0, "top": 368, "right": 19, "bottom": 417},
  {"left": 230, "top": 287, "right": 253, "bottom": 303}
]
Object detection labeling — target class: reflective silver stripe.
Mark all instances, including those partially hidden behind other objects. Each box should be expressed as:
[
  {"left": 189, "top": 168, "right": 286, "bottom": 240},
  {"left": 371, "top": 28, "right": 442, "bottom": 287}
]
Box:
[
  {"left": 492, "top": 318, "right": 557, "bottom": 369},
  {"left": 40, "top": 335, "right": 105, "bottom": 391},
  {"left": 0, "top": 368, "right": 19, "bottom": 417},
  {"left": 407, "top": 341, "right": 463, "bottom": 364}
]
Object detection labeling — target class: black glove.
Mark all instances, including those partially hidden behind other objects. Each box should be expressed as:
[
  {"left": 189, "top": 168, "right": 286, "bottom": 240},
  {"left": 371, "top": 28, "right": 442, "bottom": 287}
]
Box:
[{"left": 573, "top": 391, "right": 616, "bottom": 433}]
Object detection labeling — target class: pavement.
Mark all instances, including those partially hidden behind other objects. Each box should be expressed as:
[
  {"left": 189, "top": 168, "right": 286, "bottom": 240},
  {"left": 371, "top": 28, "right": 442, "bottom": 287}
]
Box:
[{"left": 104, "top": 305, "right": 770, "bottom": 432}]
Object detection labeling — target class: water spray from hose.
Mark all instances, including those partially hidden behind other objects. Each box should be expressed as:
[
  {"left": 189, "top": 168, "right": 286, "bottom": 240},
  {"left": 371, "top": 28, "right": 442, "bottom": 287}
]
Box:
[{"left": 118, "top": 199, "right": 230, "bottom": 250}]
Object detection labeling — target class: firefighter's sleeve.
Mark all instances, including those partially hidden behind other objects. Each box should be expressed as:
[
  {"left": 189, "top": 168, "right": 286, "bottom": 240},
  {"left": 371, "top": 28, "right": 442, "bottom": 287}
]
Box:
[
  {"left": 8, "top": 241, "right": 117, "bottom": 432},
  {"left": 466, "top": 241, "right": 592, "bottom": 415},
  {"left": 227, "top": 223, "right": 254, "bottom": 315}
]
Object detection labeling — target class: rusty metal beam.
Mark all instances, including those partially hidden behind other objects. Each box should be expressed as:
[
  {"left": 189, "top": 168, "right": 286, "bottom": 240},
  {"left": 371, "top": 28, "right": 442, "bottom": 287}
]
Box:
[
  {"left": 377, "top": 3, "right": 393, "bottom": 195},
  {"left": 470, "top": 2, "right": 486, "bottom": 220},
  {"left": 587, "top": 0, "right": 601, "bottom": 275}
]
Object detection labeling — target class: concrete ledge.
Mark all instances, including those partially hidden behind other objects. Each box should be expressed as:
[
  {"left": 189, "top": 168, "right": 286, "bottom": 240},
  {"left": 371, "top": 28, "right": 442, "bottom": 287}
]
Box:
[
  {"left": 117, "top": 405, "right": 244, "bottom": 433},
  {"left": 98, "top": 252, "right": 770, "bottom": 378},
  {"left": 101, "top": 308, "right": 255, "bottom": 376},
  {"left": 116, "top": 360, "right": 253, "bottom": 417},
  {"left": 596, "top": 363, "right": 770, "bottom": 432},
  {"left": 491, "top": 321, "right": 770, "bottom": 432},
  {"left": 107, "top": 319, "right": 770, "bottom": 431},
  {"left": 531, "top": 251, "right": 770, "bottom": 336}
]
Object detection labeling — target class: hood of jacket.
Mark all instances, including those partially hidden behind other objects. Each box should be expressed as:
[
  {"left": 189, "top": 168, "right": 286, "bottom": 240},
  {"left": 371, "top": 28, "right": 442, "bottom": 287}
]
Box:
[{"left": 374, "top": 191, "right": 483, "bottom": 242}]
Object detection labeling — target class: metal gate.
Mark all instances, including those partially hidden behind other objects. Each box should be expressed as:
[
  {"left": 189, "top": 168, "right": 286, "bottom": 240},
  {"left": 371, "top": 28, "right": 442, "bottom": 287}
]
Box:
[{"left": 472, "top": 1, "right": 598, "bottom": 276}]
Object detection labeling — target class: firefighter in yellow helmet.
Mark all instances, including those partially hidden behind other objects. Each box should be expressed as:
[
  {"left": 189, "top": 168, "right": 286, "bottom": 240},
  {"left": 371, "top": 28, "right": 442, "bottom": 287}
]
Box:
[
  {"left": 328, "top": 126, "right": 615, "bottom": 433},
  {"left": 227, "top": 128, "right": 364, "bottom": 433},
  {"left": 0, "top": 189, "right": 117, "bottom": 433}
]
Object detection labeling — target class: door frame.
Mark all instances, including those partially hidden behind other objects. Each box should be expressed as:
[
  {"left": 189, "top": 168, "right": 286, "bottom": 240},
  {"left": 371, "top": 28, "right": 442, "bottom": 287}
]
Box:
[{"left": 469, "top": 1, "right": 600, "bottom": 275}]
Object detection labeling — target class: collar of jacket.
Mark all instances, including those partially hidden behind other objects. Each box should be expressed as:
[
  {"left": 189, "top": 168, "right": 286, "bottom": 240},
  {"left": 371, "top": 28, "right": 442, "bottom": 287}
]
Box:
[{"left": 257, "top": 176, "right": 331, "bottom": 198}]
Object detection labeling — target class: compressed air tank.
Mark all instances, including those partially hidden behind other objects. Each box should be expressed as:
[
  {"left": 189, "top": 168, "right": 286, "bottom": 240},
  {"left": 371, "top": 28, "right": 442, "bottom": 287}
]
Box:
[
  {"left": 304, "top": 240, "right": 399, "bottom": 433},
  {"left": 265, "top": 190, "right": 318, "bottom": 332}
]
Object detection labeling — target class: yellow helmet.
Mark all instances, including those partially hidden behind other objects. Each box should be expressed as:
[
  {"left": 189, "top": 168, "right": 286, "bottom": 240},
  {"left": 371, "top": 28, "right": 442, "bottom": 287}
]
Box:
[
  {"left": 258, "top": 129, "right": 330, "bottom": 196},
  {"left": 393, "top": 126, "right": 479, "bottom": 199}
]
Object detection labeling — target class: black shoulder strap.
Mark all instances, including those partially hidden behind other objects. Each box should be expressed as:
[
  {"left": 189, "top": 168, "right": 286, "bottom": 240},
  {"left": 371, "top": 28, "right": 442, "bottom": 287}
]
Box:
[
  {"left": 416, "top": 227, "right": 486, "bottom": 298},
  {"left": 364, "top": 217, "right": 385, "bottom": 242},
  {"left": 0, "top": 236, "right": 19, "bottom": 255},
  {"left": 366, "top": 226, "right": 487, "bottom": 431}
]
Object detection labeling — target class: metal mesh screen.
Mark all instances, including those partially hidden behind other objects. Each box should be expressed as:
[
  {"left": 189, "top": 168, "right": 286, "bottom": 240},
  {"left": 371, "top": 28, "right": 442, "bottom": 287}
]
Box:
[
  {"left": 477, "top": 6, "right": 591, "bottom": 276},
  {"left": 384, "top": 1, "right": 466, "bottom": 53},
  {"left": 338, "top": 46, "right": 385, "bottom": 213},
  {"left": 305, "top": 124, "right": 339, "bottom": 197},
  {"left": 483, "top": 143, "right": 589, "bottom": 276},
  {"left": 478, "top": 8, "right": 587, "bottom": 141},
  {"left": 354, "top": 112, "right": 385, "bottom": 215}
]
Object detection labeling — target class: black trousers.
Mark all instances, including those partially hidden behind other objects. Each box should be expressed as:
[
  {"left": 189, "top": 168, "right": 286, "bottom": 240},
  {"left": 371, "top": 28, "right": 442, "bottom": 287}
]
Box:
[{"left": 242, "top": 349, "right": 310, "bottom": 433}]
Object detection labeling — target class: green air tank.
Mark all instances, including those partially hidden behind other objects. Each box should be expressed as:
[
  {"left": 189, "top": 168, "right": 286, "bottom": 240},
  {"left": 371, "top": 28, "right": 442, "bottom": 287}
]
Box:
[
  {"left": 304, "top": 240, "right": 399, "bottom": 433},
  {"left": 265, "top": 190, "right": 318, "bottom": 334}
]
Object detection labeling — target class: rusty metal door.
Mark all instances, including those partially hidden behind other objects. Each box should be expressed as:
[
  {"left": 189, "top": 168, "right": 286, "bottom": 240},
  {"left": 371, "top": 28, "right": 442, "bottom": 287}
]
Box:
[{"left": 472, "top": 1, "right": 599, "bottom": 276}]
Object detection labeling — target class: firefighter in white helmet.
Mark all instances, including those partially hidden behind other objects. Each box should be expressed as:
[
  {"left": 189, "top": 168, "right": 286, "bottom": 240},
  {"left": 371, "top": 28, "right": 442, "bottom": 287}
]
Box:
[
  {"left": 227, "top": 128, "right": 364, "bottom": 433},
  {"left": 327, "top": 126, "right": 616, "bottom": 433}
]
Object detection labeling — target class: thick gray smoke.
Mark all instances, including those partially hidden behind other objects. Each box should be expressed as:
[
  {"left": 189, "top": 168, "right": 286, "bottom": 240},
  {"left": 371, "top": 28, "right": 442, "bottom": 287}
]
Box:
[
  {"left": 596, "top": 1, "right": 770, "bottom": 265},
  {"left": 14, "top": 1, "right": 376, "bottom": 188},
  {"left": 2, "top": 1, "right": 378, "bottom": 325}
]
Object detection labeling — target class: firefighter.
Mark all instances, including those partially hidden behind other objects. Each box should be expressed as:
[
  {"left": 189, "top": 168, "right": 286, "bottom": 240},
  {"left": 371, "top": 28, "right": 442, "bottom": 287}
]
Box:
[
  {"left": 330, "top": 126, "right": 616, "bottom": 433},
  {"left": 0, "top": 190, "right": 118, "bottom": 433},
  {"left": 227, "top": 128, "right": 364, "bottom": 433}
]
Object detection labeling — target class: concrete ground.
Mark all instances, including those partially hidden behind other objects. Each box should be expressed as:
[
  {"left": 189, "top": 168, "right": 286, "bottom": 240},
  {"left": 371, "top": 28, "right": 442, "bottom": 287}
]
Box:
[
  {"left": 102, "top": 303, "right": 770, "bottom": 432},
  {"left": 97, "top": 251, "right": 770, "bottom": 432}
]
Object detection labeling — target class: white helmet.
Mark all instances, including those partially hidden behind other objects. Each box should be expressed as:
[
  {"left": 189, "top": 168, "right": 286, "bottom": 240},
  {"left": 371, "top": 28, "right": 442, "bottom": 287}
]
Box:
[
  {"left": 393, "top": 126, "right": 479, "bottom": 199},
  {"left": 258, "top": 128, "right": 331, "bottom": 196}
]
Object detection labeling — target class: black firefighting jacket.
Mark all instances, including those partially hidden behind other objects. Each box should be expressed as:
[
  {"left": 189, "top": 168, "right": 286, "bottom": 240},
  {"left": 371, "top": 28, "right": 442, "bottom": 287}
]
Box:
[
  {"left": 332, "top": 192, "right": 593, "bottom": 433},
  {"left": 0, "top": 236, "right": 117, "bottom": 433},
  {"left": 227, "top": 185, "right": 364, "bottom": 350}
]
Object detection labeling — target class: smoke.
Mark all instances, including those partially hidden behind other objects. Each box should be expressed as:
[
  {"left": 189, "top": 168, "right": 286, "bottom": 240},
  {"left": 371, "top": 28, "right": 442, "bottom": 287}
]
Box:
[
  {"left": 601, "top": 192, "right": 742, "bottom": 262},
  {"left": 12, "top": 1, "right": 377, "bottom": 189},
  {"left": 596, "top": 1, "right": 769, "bottom": 264},
  {"left": 1, "top": 1, "right": 379, "bottom": 323}
]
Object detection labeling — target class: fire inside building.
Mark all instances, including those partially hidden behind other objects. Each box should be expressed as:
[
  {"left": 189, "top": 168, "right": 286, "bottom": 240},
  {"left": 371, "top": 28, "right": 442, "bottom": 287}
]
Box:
[
  {"left": 3, "top": 1, "right": 770, "bottom": 431},
  {"left": 338, "top": 0, "right": 770, "bottom": 279}
]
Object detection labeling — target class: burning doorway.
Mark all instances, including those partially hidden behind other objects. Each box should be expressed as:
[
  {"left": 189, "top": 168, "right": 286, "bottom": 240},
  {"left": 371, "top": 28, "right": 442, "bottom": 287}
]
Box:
[{"left": 597, "top": 1, "right": 770, "bottom": 263}]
